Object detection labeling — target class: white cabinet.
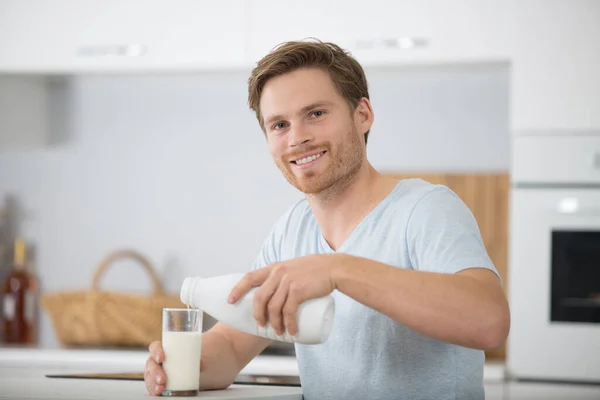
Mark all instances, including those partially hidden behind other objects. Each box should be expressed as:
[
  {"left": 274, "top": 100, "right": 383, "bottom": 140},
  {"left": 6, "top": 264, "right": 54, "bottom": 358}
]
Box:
[
  {"left": 511, "top": 0, "right": 600, "bottom": 132},
  {"left": 247, "top": 0, "right": 513, "bottom": 67},
  {"left": 0, "top": 0, "right": 248, "bottom": 73},
  {"left": 247, "top": 1, "right": 347, "bottom": 62},
  {"left": 1, "top": 0, "right": 597, "bottom": 133}
]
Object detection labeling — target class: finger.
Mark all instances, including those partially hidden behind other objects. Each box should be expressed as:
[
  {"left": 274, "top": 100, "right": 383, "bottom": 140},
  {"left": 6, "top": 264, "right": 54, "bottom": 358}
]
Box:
[
  {"left": 148, "top": 341, "right": 164, "bottom": 363},
  {"left": 253, "top": 266, "right": 286, "bottom": 326},
  {"left": 145, "top": 359, "right": 166, "bottom": 396},
  {"left": 228, "top": 267, "right": 270, "bottom": 304},
  {"left": 267, "top": 279, "right": 290, "bottom": 335},
  {"left": 151, "top": 383, "right": 165, "bottom": 397},
  {"left": 145, "top": 357, "right": 153, "bottom": 373},
  {"left": 283, "top": 284, "right": 302, "bottom": 336}
]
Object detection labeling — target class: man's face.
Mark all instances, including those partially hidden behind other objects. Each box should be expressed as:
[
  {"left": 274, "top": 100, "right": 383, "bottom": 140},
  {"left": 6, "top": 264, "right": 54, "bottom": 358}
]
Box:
[{"left": 260, "top": 67, "right": 370, "bottom": 195}]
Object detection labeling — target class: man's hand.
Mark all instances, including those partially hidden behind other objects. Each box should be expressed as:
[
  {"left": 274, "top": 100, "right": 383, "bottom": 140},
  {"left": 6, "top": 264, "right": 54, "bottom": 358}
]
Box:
[
  {"left": 145, "top": 340, "right": 205, "bottom": 396},
  {"left": 145, "top": 341, "right": 166, "bottom": 396},
  {"left": 227, "top": 254, "right": 342, "bottom": 336}
]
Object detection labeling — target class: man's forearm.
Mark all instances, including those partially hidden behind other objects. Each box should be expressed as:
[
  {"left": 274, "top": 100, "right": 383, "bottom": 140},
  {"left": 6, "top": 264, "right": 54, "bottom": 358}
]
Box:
[
  {"left": 198, "top": 330, "right": 239, "bottom": 390},
  {"left": 333, "top": 254, "right": 510, "bottom": 350}
]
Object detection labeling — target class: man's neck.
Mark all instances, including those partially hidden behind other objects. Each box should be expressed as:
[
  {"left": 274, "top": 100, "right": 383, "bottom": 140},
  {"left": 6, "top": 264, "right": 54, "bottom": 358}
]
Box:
[{"left": 306, "top": 163, "right": 398, "bottom": 251}]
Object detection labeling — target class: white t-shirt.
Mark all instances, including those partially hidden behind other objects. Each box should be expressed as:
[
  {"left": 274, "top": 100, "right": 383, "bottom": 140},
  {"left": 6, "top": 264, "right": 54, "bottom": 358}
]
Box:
[{"left": 252, "top": 178, "right": 500, "bottom": 400}]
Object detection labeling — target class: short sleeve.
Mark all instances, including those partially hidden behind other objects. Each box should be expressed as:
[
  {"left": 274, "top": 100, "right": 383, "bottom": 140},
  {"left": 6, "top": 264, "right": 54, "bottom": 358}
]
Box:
[
  {"left": 251, "top": 225, "right": 281, "bottom": 271},
  {"left": 406, "top": 185, "right": 500, "bottom": 281},
  {"left": 250, "top": 201, "right": 302, "bottom": 271}
]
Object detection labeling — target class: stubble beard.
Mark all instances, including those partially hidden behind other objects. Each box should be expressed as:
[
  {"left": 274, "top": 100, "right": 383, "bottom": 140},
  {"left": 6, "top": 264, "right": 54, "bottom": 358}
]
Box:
[{"left": 276, "top": 127, "right": 365, "bottom": 197}]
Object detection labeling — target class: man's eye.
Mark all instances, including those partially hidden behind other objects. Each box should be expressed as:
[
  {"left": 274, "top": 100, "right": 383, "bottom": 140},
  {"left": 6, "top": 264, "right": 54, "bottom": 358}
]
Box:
[
  {"left": 311, "top": 111, "right": 324, "bottom": 118},
  {"left": 273, "top": 122, "right": 288, "bottom": 130}
]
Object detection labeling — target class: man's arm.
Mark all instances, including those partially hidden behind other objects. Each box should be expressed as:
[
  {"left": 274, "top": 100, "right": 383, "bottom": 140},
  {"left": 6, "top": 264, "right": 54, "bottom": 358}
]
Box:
[
  {"left": 199, "top": 322, "right": 273, "bottom": 390},
  {"left": 230, "top": 253, "right": 509, "bottom": 352},
  {"left": 145, "top": 322, "right": 272, "bottom": 395},
  {"left": 228, "top": 186, "right": 510, "bottom": 352},
  {"left": 332, "top": 255, "right": 510, "bottom": 351}
]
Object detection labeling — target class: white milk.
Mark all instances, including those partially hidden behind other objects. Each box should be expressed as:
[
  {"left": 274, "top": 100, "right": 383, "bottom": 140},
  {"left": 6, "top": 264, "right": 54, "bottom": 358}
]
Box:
[{"left": 162, "top": 331, "right": 202, "bottom": 391}]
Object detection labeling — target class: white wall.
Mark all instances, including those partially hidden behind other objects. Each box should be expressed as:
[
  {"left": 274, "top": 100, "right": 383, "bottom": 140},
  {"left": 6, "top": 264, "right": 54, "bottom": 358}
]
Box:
[{"left": 0, "top": 62, "right": 509, "bottom": 346}]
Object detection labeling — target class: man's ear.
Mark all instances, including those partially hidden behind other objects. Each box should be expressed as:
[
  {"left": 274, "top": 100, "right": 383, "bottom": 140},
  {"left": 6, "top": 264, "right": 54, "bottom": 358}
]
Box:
[{"left": 355, "top": 98, "right": 374, "bottom": 134}]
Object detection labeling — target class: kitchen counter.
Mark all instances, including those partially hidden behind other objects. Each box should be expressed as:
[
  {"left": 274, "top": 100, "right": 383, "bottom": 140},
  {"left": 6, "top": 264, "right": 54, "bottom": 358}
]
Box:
[
  {"left": 0, "top": 367, "right": 303, "bottom": 400},
  {"left": 0, "top": 346, "right": 506, "bottom": 383},
  {"left": 0, "top": 347, "right": 505, "bottom": 381},
  {"left": 0, "top": 345, "right": 506, "bottom": 392},
  {"left": 0, "top": 347, "right": 303, "bottom": 399},
  {"left": 0, "top": 347, "right": 299, "bottom": 376}
]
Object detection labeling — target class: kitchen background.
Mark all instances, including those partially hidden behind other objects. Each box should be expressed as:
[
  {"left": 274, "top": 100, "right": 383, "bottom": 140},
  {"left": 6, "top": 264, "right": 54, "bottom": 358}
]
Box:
[
  {"left": 0, "top": 64, "right": 509, "bottom": 348},
  {"left": 0, "top": 0, "right": 599, "bottom": 387}
]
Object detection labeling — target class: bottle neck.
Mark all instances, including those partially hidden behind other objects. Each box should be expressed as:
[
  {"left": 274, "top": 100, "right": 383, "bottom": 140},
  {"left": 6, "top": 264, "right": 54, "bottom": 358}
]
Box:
[{"left": 13, "top": 238, "right": 27, "bottom": 271}]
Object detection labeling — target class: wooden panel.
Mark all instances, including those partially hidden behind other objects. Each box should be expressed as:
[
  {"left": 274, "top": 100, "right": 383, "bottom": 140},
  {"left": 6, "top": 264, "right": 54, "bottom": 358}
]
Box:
[{"left": 385, "top": 172, "right": 510, "bottom": 360}]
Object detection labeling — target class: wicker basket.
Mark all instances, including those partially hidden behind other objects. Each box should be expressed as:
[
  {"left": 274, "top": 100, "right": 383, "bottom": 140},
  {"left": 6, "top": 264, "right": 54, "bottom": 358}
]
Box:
[{"left": 41, "top": 249, "right": 185, "bottom": 348}]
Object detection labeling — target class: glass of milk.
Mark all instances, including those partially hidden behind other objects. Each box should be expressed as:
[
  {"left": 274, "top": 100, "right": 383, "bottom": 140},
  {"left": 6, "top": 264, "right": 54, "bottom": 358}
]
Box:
[{"left": 161, "top": 308, "right": 203, "bottom": 397}]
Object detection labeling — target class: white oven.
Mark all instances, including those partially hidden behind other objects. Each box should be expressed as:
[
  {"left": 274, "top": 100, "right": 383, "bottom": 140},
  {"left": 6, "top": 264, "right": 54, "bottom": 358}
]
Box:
[{"left": 507, "top": 134, "right": 600, "bottom": 383}]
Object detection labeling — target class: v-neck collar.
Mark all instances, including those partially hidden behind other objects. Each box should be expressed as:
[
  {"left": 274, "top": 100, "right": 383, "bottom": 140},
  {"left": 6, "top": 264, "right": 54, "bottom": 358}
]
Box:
[{"left": 317, "top": 182, "right": 402, "bottom": 253}]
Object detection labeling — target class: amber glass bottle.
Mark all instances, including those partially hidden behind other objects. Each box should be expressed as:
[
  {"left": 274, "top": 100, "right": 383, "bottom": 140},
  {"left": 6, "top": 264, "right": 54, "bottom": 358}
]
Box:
[{"left": 2, "top": 238, "right": 37, "bottom": 344}]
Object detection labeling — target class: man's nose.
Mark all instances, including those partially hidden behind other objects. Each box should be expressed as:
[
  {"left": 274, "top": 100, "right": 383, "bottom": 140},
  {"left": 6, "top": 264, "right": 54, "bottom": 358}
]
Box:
[{"left": 289, "top": 125, "right": 313, "bottom": 147}]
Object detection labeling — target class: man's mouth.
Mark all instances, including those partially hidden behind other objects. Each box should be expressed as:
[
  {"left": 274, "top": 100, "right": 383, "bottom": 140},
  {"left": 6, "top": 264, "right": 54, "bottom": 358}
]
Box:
[{"left": 291, "top": 151, "right": 326, "bottom": 165}]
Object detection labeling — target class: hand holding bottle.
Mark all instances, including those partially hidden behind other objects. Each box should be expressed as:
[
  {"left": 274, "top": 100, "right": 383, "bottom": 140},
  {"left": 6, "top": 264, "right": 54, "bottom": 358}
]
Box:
[
  {"left": 227, "top": 253, "right": 341, "bottom": 337},
  {"left": 180, "top": 270, "right": 335, "bottom": 345}
]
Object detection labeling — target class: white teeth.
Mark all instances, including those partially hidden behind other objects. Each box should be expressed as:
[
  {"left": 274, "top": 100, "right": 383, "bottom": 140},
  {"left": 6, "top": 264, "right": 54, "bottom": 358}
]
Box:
[{"left": 296, "top": 152, "right": 323, "bottom": 165}]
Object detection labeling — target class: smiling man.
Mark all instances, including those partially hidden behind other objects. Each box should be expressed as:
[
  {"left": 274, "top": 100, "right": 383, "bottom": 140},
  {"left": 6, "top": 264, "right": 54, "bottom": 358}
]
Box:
[{"left": 145, "top": 40, "right": 510, "bottom": 400}]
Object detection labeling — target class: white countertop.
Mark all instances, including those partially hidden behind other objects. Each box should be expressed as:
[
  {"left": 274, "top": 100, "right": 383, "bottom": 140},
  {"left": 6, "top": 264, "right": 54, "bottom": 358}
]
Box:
[
  {"left": 0, "top": 348, "right": 302, "bottom": 399},
  {"left": 0, "top": 346, "right": 506, "bottom": 382},
  {"left": 0, "top": 347, "right": 299, "bottom": 377},
  {"left": 0, "top": 366, "right": 302, "bottom": 400}
]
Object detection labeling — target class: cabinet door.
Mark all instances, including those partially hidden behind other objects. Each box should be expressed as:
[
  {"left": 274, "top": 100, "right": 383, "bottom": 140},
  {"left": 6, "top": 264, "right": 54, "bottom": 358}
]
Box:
[
  {"left": 248, "top": 0, "right": 513, "bottom": 67},
  {"left": 247, "top": 0, "right": 348, "bottom": 62},
  {"left": 0, "top": 0, "right": 247, "bottom": 72},
  {"left": 511, "top": 0, "right": 600, "bottom": 132}
]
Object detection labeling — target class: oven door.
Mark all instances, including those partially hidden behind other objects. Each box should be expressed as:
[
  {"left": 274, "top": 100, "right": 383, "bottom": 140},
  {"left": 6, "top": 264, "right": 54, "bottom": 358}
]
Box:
[{"left": 507, "top": 188, "right": 600, "bottom": 382}]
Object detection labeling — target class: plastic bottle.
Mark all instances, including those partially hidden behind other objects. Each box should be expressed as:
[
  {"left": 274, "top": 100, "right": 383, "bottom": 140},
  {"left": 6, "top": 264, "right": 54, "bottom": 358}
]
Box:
[{"left": 180, "top": 273, "right": 335, "bottom": 344}]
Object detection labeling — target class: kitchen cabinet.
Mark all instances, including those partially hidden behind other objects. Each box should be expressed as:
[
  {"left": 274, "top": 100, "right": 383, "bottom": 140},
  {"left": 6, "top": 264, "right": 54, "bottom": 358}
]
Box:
[
  {"left": 510, "top": 0, "right": 600, "bottom": 132},
  {"left": 1, "top": 0, "right": 597, "bottom": 133},
  {"left": 247, "top": 0, "right": 513, "bottom": 67},
  {"left": 0, "top": 0, "right": 248, "bottom": 73}
]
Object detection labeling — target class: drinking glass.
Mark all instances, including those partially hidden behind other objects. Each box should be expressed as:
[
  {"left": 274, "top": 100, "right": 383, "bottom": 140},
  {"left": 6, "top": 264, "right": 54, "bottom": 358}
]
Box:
[{"left": 161, "top": 308, "right": 203, "bottom": 397}]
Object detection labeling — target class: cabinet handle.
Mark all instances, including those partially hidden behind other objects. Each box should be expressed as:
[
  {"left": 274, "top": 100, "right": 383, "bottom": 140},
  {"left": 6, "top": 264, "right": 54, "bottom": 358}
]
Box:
[
  {"left": 76, "top": 44, "right": 147, "bottom": 57},
  {"left": 356, "top": 37, "right": 429, "bottom": 50}
]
